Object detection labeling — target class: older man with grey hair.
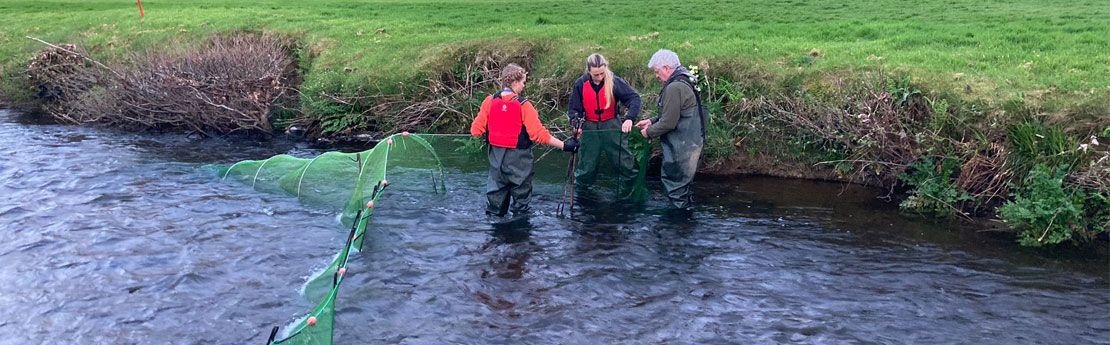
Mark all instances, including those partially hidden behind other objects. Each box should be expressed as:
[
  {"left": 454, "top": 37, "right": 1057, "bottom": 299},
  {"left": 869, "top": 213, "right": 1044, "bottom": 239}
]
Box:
[{"left": 635, "top": 49, "right": 707, "bottom": 209}]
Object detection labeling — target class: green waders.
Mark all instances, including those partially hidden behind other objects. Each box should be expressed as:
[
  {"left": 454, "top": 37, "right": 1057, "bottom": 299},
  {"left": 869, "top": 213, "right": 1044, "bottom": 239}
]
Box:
[
  {"left": 659, "top": 106, "right": 704, "bottom": 209},
  {"left": 486, "top": 146, "right": 534, "bottom": 216},
  {"left": 574, "top": 118, "right": 638, "bottom": 197}
]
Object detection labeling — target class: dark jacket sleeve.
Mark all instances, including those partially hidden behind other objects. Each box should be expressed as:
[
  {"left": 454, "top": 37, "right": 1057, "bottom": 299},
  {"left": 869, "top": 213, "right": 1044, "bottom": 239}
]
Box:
[
  {"left": 613, "top": 76, "right": 641, "bottom": 121},
  {"left": 567, "top": 74, "right": 588, "bottom": 121}
]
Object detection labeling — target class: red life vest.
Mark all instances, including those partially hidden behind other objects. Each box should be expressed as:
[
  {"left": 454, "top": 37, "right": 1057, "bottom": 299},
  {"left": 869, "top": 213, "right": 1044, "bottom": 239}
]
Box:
[
  {"left": 487, "top": 93, "right": 532, "bottom": 149},
  {"left": 582, "top": 81, "right": 616, "bottom": 122}
]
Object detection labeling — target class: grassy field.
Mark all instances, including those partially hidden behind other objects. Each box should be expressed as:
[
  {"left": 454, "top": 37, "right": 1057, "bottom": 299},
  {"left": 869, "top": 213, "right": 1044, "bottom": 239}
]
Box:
[{"left": 1, "top": 0, "right": 1108, "bottom": 100}]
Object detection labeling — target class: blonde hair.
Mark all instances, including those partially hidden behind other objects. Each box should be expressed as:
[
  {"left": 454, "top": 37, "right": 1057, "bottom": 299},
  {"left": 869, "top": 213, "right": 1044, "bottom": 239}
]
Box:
[
  {"left": 586, "top": 53, "right": 614, "bottom": 109},
  {"left": 499, "top": 63, "right": 527, "bottom": 89}
]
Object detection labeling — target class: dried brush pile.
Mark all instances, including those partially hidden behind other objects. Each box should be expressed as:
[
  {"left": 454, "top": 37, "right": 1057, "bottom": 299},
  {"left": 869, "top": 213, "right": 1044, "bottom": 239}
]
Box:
[
  {"left": 27, "top": 34, "right": 296, "bottom": 136},
  {"left": 292, "top": 38, "right": 555, "bottom": 139},
  {"left": 758, "top": 72, "right": 932, "bottom": 186}
]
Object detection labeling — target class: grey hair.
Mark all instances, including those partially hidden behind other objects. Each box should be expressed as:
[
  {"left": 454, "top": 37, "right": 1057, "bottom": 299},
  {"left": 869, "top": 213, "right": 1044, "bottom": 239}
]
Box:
[{"left": 647, "top": 49, "right": 680, "bottom": 69}]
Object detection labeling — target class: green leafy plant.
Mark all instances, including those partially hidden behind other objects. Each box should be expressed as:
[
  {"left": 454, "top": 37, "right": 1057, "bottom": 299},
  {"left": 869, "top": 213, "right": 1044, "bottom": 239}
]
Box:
[
  {"left": 925, "top": 97, "right": 956, "bottom": 135},
  {"left": 888, "top": 74, "right": 922, "bottom": 107},
  {"left": 320, "top": 112, "right": 366, "bottom": 134},
  {"left": 453, "top": 136, "right": 486, "bottom": 154},
  {"left": 998, "top": 164, "right": 1084, "bottom": 247},
  {"left": 898, "top": 156, "right": 972, "bottom": 216},
  {"left": 1080, "top": 189, "right": 1110, "bottom": 238}
]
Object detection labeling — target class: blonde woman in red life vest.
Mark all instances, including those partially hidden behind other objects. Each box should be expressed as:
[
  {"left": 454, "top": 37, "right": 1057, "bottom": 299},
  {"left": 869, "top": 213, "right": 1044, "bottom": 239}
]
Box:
[
  {"left": 471, "top": 63, "right": 580, "bottom": 217},
  {"left": 567, "top": 53, "right": 643, "bottom": 196}
]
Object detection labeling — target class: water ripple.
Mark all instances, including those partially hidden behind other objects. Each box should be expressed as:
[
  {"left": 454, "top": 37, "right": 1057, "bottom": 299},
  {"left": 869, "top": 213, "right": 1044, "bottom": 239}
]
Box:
[{"left": 0, "top": 109, "right": 1106, "bottom": 345}]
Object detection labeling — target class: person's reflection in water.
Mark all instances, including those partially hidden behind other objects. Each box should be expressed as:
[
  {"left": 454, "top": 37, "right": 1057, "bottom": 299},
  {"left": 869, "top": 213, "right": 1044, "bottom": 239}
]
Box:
[
  {"left": 659, "top": 206, "right": 696, "bottom": 229},
  {"left": 653, "top": 207, "right": 704, "bottom": 264},
  {"left": 465, "top": 216, "right": 538, "bottom": 329},
  {"left": 480, "top": 216, "right": 534, "bottom": 279},
  {"left": 572, "top": 186, "right": 640, "bottom": 223},
  {"left": 569, "top": 194, "right": 635, "bottom": 255}
]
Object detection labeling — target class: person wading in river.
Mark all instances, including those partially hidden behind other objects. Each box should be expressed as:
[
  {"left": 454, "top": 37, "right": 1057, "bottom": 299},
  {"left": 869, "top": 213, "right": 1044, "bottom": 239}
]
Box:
[
  {"left": 567, "top": 53, "right": 642, "bottom": 198},
  {"left": 471, "top": 63, "right": 580, "bottom": 217},
  {"left": 635, "top": 49, "right": 707, "bottom": 209}
]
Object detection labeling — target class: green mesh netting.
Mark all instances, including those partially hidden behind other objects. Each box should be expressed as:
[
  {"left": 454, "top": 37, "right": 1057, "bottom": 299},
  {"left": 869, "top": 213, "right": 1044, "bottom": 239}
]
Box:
[
  {"left": 625, "top": 130, "right": 651, "bottom": 203},
  {"left": 216, "top": 130, "right": 649, "bottom": 345}
]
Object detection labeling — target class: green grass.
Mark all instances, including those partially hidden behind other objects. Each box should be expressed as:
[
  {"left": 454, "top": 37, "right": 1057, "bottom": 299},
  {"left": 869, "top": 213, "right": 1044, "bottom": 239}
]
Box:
[{"left": 1, "top": 0, "right": 1108, "bottom": 102}]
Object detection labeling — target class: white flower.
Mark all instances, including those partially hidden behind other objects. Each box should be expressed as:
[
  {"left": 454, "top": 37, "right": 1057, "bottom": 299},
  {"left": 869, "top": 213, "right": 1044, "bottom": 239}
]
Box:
[
  {"left": 1078, "top": 144, "right": 1089, "bottom": 152},
  {"left": 1091, "top": 135, "right": 1100, "bottom": 146}
]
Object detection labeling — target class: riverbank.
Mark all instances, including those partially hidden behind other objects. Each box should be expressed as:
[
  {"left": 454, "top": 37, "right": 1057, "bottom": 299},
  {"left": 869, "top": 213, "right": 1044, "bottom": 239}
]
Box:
[{"left": 1, "top": 0, "right": 1107, "bottom": 247}]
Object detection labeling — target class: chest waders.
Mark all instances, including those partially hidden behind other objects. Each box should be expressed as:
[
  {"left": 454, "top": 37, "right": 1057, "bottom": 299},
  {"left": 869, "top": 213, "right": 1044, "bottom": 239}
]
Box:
[
  {"left": 574, "top": 118, "right": 639, "bottom": 198},
  {"left": 485, "top": 92, "right": 535, "bottom": 217},
  {"left": 486, "top": 146, "right": 535, "bottom": 216},
  {"left": 575, "top": 81, "right": 639, "bottom": 199},
  {"left": 657, "top": 77, "right": 707, "bottom": 209}
]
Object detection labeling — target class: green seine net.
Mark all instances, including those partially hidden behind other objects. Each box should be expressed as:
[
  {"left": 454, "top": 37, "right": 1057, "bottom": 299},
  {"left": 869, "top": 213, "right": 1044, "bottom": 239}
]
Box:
[{"left": 216, "top": 130, "right": 649, "bottom": 344}]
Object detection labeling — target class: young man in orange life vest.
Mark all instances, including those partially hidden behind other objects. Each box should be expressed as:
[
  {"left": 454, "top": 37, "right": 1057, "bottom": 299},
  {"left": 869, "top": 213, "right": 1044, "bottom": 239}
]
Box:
[
  {"left": 471, "top": 63, "right": 580, "bottom": 217},
  {"left": 567, "top": 53, "right": 642, "bottom": 197}
]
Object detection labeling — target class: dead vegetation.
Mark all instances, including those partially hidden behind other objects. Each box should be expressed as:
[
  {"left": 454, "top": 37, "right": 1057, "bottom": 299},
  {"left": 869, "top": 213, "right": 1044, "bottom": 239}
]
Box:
[
  {"left": 1068, "top": 147, "right": 1110, "bottom": 191},
  {"left": 757, "top": 72, "right": 930, "bottom": 186},
  {"left": 292, "top": 38, "right": 557, "bottom": 138},
  {"left": 26, "top": 33, "right": 297, "bottom": 136},
  {"left": 955, "top": 140, "right": 1013, "bottom": 206}
]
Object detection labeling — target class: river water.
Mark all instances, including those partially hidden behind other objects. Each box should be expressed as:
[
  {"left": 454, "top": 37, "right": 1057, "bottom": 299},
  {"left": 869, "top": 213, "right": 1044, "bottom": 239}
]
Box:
[{"left": 0, "top": 108, "right": 1106, "bottom": 345}]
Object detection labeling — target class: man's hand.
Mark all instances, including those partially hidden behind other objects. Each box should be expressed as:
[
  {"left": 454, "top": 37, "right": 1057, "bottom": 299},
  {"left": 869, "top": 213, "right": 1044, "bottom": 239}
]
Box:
[
  {"left": 621, "top": 119, "right": 633, "bottom": 133},
  {"left": 635, "top": 119, "right": 651, "bottom": 138}
]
